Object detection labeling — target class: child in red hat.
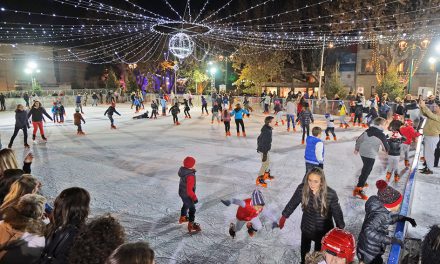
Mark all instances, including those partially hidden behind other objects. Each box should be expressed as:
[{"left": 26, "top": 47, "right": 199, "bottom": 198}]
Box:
[{"left": 178, "top": 156, "right": 201, "bottom": 233}]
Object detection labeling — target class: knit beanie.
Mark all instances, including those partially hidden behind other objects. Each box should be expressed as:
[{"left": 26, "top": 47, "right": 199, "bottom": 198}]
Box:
[
  {"left": 376, "top": 180, "right": 403, "bottom": 208},
  {"left": 183, "top": 156, "right": 196, "bottom": 169},
  {"left": 251, "top": 189, "right": 265, "bottom": 206}
]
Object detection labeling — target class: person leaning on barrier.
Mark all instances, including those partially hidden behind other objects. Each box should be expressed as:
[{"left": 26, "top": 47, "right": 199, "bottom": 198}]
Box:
[{"left": 419, "top": 99, "right": 440, "bottom": 174}]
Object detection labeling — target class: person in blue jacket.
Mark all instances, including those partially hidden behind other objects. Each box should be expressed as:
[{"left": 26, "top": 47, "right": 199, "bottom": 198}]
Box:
[
  {"left": 304, "top": 127, "right": 324, "bottom": 179},
  {"left": 230, "top": 104, "right": 250, "bottom": 137},
  {"left": 75, "top": 93, "right": 83, "bottom": 114},
  {"left": 160, "top": 97, "right": 167, "bottom": 116}
]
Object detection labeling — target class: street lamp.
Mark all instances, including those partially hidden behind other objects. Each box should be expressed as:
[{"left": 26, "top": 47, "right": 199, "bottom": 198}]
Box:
[
  {"left": 24, "top": 61, "right": 40, "bottom": 90},
  {"left": 429, "top": 56, "right": 440, "bottom": 97},
  {"left": 206, "top": 62, "right": 217, "bottom": 94}
]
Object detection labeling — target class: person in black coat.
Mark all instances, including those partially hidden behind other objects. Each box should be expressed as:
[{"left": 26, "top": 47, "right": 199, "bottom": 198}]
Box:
[
  {"left": 27, "top": 101, "right": 53, "bottom": 142},
  {"left": 8, "top": 104, "right": 30, "bottom": 148},
  {"left": 256, "top": 116, "right": 274, "bottom": 187},
  {"left": 421, "top": 225, "right": 440, "bottom": 264},
  {"left": 169, "top": 103, "right": 181, "bottom": 125},
  {"left": 278, "top": 168, "right": 345, "bottom": 264},
  {"left": 357, "top": 180, "right": 417, "bottom": 264},
  {"left": 0, "top": 93, "right": 5, "bottom": 111},
  {"left": 104, "top": 103, "right": 121, "bottom": 129}
]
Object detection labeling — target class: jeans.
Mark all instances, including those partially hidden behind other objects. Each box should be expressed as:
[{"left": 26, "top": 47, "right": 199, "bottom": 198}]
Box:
[
  {"left": 76, "top": 124, "right": 82, "bottom": 132},
  {"left": 224, "top": 121, "right": 230, "bottom": 132},
  {"left": 357, "top": 156, "right": 375, "bottom": 187},
  {"left": 212, "top": 112, "right": 220, "bottom": 122},
  {"left": 92, "top": 98, "right": 98, "bottom": 106},
  {"left": 76, "top": 103, "right": 83, "bottom": 113},
  {"left": 304, "top": 162, "right": 323, "bottom": 182},
  {"left": 286, "top": 114, "right": 295, "bottom": 128},
  {"left": 235, "top": 119, "right": 245, "bottom": 132},
  {"left": 424, "top": 136, "right": 439, "bottom": 170},
  {"left": 301, "top": 124, "right": 310, "bottom": 141},
  {"left": 108, "top": 115, "right": 114, "bottom": 125},
  {"left": 180, "top": 197, "right": 196, "bottom": 222},
  {"left": 9, "top": 126, "right": 28, "bottom": 146},
  {"left": 172, "top": 114, "right": 178, "bottom": 123},
  {"left": 184, "top": 109, "right": 190, "bottom": 117}
]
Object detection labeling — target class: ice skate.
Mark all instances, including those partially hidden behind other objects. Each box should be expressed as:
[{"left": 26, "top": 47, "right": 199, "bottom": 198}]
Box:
[
  {"left": 211, "top": 121, "right": 214, "bottom": 124},
  {"left": 185, "top": 116, "right": 188, "bottom": 119},
  {"left": 188, "top": 116, "right": 191, "bottom": 119},
  {"left": 80, "top": 131, "right": 85, "bottom": 135},
  {"left": 420, "top": 167, "right": 433, "bottom": 174},
  {"left": 176, "top": 122, "right": 181, "bottom": 125},
  {"left": 242, "top": 132, "right": 246, "bottom": 137},
  {"left": 301, "top": 139, "right": 305, "bottom": 145},
  {"left": 256, "top": 175, "right": 267, "bottom": 188},
  {"left": 344, "top": 123, "right": 349, "bottom": 129},
  {"left": 404, "top": 160, "right": 410, "bottom": 168},
  {"left": 339, "top": 124, "right": 344, "bottom": 128},
  {"left": 287, "top": 128, "right": 290, "bottom": 132},
  {"left": 111, "top": 125, "right": 116, "bottom": 129},
  {"left": 394, "top": 173, "right": 400, "bottom": 183},
  {"left": 386, "top": 172, "right": 391, "bottom": 182},
  {"left": 275, "top": 122, "right": 279, "bottom": 126},
  {"left": 247, "top": 222, "right": 257, "bottom": 237},
  {"left": 353, "top": 187, "right": 368, "bottom": 200},
  {"left": 41, "top": 135, "right": 47, "bottom": 143},
  {"left": 24, "top": 143, "right": 30, "bottom": 148},
  {"left": 179, "top": 216, "right": 189, "bottom": 224},
  {"left": 333, "top": 136, "right": 337, "bottom": 141},
  {"left": 281, "top": 120, "right": 285, "bottom": 125},
  {"left": 293, "top": 127, "right": 296, "bottom": 132},
  {"left": 325, "top": 136, "right": 330, "bottom": 140},
  {"left": 363, "top": 183, "right": 369, "bottom": 188},
  {"left": 188, "top": 222, "right": 201, "bottom": 233},
  {"left": 237, "top": 132, "right": 240, "bottom": 137},
  {"left": 229, "top": 223, "right": 236, "bottom": 238}
]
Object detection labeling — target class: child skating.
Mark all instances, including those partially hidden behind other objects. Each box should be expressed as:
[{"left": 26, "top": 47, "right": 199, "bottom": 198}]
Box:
[
  {"left": 8, "top": 104, "right": 30, "bottom": 148},
  {"left": 160, "top": 97, "right": 167, "bottom": 116},
  {"left": 221, "top": 189, "right": 277, "bottom": 238},
  {"left": 211, "top": 102, "right": 221, "bottom": 124},
  {"left": 324, "top": 113, "right": 337, "bottom": 141},
  {"left": 296, "top": 102, "right": 314, "bottom": 145},
  {"left": 183, "top": 99, "right": 191, "bottom": 119},
  {"left": 256, "top": 116, "right": 275, "bottom": 187},
  {"left": 230, "top": 103, "right": 249, "bottom": 137},
  {"left": 338, "top": 101, "right": 349, "bottom": 128},
  {"left": 73, "top": 108, "right": 86, "bottom": 135},
  {"left": 178, "top": 156, "right": 201, "bottom": 233},
  {"left": 201, "top": 96, "right": 208, "bottom": 116},
  {"left": 399, "top": 119, "right": 420, "bottom": 168},
  {"left": 150, "top": 101, "right": 158, "bottom": 119},
  {"left": 58, "top": 102, "right": 66, "bottom": 124},
  {"left": 169, "top": 103, "right": 181, "bottom": 125},
  {"left": 27, "top": 100, "right": 53, "bottom": 143},
  {"left": 51, "top": 102, "right": 59, "bottom": 123},
  {"left": 386, "top": 131, "right": 406, "bottom": 182},
  {"left": 222, "top": 109, "right": 231, "bottom": 136},
  {"left": 104, "top": 103, "right": 121, "bottom": 129},
  {"left": 273, "top": 101, "right": 284, "bottom": 126}
]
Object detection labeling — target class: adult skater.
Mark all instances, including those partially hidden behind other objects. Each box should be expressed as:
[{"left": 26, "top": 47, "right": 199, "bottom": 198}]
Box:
[
  {"left": 75, "top": 93, "right": 84, "bottom": 114},
  {"left": 222, "top": 109, "right": 231, "bottom": 136},
  {"left": 23, "top": 92, "right": 30, "bottom": 108},
  {"left": 183, "top": 99, "right": 191, "bottom": 119},
  {"left": 230, "top": 103, "right": 249, "bottom": 137},
  {"left": 91, "top": 92, "right": 99, "bottom": 106},
  {"left": 286, "top": 99, "right": 297, "bottom": 132},
  {"left": 278, "top": 167, "right": 345, "bottom": 264},
  {"left": 178, "top": 156, "right": 201, "bottom": 233},
  {"left": 296, "top": 102, "right": 314, "bottom": 145},
  {"left": 221, "top": 189, "right": 277, "bottom": 238},
  {"left": 256, "top": 116, "right": 275, "bottom": 187},
  {"left": 150, "top": 101, "right": 158, "bottom": 119},
  {"left": 169, "top": 103, "right": 181, "bottom": 125},
  {"left": 201, "top": 96, "right": 208, "bottom": 115},
  {"left": 353, "top": 117, "right": 389, "bottom": 200},
  {"left": 27, "top": 100, "right": 53, "bottom": 143},
  {"left": 211, "top": 102, "right": 221, "bottom": 124},
  {"left": 357, "top": 180, "right": 417, "bottom": 264},
  {"left": 8, "top": 104, "right": 30, "bottom": 148},
  {"left": 419, "top": 99, "right": 440, "bottom": 174},
  {"left": 104, "top": 103, "right": 121, "bottom": 129},
  {"left": 0, "top": 93, "right": 5, "bottom": 111}
]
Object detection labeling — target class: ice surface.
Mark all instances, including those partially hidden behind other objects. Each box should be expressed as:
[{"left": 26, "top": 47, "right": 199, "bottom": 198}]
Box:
[{"left": 0, "top": 104, "right": 430, "bottom": 264}]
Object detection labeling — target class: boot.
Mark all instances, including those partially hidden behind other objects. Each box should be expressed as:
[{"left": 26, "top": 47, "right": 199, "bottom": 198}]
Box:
[
  {"left": 287, "top": 128, "right": 290, "bottom": 132},
  {"left": 404, "top": 160, "right": 410, "bottom": 168},
  {"left": 176, "top": 122, "right": 181, "bottom": 125},
  {"left": 344, "top": 124, "right": 349, "bottom": 129},
  {"left": 263, "top": 171, "right": 275, "bottom": 181},
  {"left": 281, "top": 120, "right": 285, "bottom": 125},
  {"left": 188, "top": 222, "right": 201, "bottom": 233},
  {"left": 301, "top": 139, "right": 305, "bottom": 145},
  {"left": 333, "top": 136, "right": 337, "bottom": 141},
  {"left": 188, "top": 116, "right": 191, "bottom": 119},
  {"left": 386, "top": 172, "right": 392, "bottom": 182},
  {"left": 325, "top": 136, "right": 330, "bottom": 140},
  {"left": 394, "top": 173, "right": 400, "bottom": 183},
  {"left": 256, "top": 175, "right": 267, "bottom": 188},
  {"left": 275, "top": 122, "right": 279, "bottom": 126},
  {"left": 237, "top": 132, "right": 240, "bottom": 137},
  {"left": 24, "top": 143, "right": 30, "bottom": 148},
  {"left": 353, "top": 187, "right": 368, "bottom": 200},
  {"left": 242, "top": 132, "right": 246, "bottom": 137},
  {"left": 41, "top": 135, "right": 47, "bottom": 142},
  {"left": 420, "top": 167, "right": 433, "bottom": 174},
  {"left": 185, "top": 116, "right": 188, "bottom": 119},
  {"left": 229, "top": 223, "right": 236, "bottom": 238},
  {"left": 247, "top": 222, "right": 257, "bottom": 237},
  {"left": 179, "top": 216, "right": 189, "bottom": 224},
  {"left": 211, "top": 121, "right": 214, "bottom": 124}
]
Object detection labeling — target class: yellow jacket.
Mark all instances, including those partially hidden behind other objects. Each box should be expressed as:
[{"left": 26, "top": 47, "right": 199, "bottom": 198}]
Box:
[
  {"left": 338, "top": 105, "right": 347, "bottom": 116},
  {"left": 421, "top": 106, "right": 440, "bottom": 136}
]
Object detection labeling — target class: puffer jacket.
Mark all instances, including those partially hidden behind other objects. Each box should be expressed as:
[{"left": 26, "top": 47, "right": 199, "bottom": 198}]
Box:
[
  {"left": 355, "top": 126, "right": 389, "bottom": 159},
  {"left": 257, "top": 124, "right": 272, "bottom": 154},
  {"left": 38, "top": 225, "right": 80, "bottom": 264},
  {"left": 230, "top": 108, "right": 249, "bottom": 120},
  {"left": 297, "top": 110, "right": 314, "bottom": 126},
  {"left": 15, "top": 110, "right": 29, "bottom": 128},
  {"left": 387, "top": 136, "right": 406, "bottom": 156},
  {"left": 282, "top": 183, "right": 345, "bottom": 237},
  {"left": 357, "top": 196, "right": 404, "bottom": 263},
  {"left": 178, "top": 167, "right": 197, "bottom": 202},
  {"left": 421, "top": 105, "right": 440, "bottom": 136}
]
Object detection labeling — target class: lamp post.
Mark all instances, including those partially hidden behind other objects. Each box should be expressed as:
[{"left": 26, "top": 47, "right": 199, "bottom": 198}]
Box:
[
  {"left": 429, "top": 57, "right": 439, "bottom": 98},
  {"left": 218, "top": 55, "right": 234, "bottom": 91},
  {"left": 207, "top": 61, "right": 217, "bottom": 94},
  {"left": 318, "top": 35, "right": 326, "bottom": 97},
  {"left": 24, "top": 61, "right": 40, "bottom": 90}
]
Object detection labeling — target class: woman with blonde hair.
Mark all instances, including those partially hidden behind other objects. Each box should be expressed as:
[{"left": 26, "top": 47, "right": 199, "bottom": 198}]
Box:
[
  {"left": 0, "top": 174, "right": 40, "bottom": 213},
  {"left": 0, "top": 148, "right": 32, "bottom": 178},
  {"left": 277, "top": 168, "right": 345, "bottom": 264}
]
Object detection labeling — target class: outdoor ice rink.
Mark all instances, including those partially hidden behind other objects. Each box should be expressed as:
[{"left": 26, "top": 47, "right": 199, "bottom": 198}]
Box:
[{"left": 0, "top": 103, "right": 434, "bottom": 264}]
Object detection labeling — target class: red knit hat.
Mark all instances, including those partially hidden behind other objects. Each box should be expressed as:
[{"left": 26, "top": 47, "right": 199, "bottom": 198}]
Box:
[
  {"left": 376, "top": 180, "right": 403, "bottom": 209},
  {"left": 183, "top": 156, "right": 196, "bottom": 168}
]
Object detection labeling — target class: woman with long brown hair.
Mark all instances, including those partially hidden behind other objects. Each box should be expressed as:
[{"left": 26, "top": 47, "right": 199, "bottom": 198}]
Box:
[
  {"left": 27, "top": 100, "right": 52, "bottom": 143},
  {"left": 277, "top": 168, "right": 345, "bottom": 264},
  {"left": 0, "top": 174, "right": 40, "bottom": 213}
]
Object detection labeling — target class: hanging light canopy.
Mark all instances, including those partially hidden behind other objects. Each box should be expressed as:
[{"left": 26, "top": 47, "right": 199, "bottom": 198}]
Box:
[{"left": 169, "top": 32, "right": 194, "bottom": 60}]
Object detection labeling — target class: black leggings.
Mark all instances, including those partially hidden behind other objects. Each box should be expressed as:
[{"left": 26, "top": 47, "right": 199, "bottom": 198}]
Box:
[
  {"left": 202, "top": 104, "right": 208, "bottom": 114},
  {"left": 325, "top": 127, "right": 336, "bottom": 137},
  {"left": 354, "top": 114, "right": 362, "bottom": 124},
  {"left": 357, "top": 156, "right": 375, "bottom": 187},
  {"left": 184, "top": 109, "right": 190, "bottom": 117},
  {"left": 224, "top": 121, "right": 230, "bottom": 132},
  {"left": 301, "top": 124, "right": 310, "bottom": 141},
  {"left": 172, "top": 114, "right": 178, "bottom": 123},
  {"left": 301, "top": 232, "right": 325, "bottom": 264},
  {"left": 235, "top": 119, "right": 245, "bottom": 132},
  {"left": 9, "top": 126, "right": 28, "bottom": 146},
  {"left": 151, "top": 110, "right": 157, "bottom": 118}
]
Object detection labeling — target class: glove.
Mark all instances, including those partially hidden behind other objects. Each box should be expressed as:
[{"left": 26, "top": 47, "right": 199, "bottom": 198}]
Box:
[
  {"left": 221, "top": 199, "right": 231, "bottom": 206},
  {"left": 272, "top": 222, "right": 279, "bottom": 229},
  {"left": 193, "top": 199, "right": 198, "bottom": 204},
  {"left": 402, "top": 216, "right": 417, "bottom": 227},
  {"left": 278, "top": 216, "right": 287, "bottom": 230},
  {"left": 391, "top": 237, "right": 404, "bottom": 247},
  {"left": 83, "top": 121, "right": 86, "bottom": 124},
  {"left": 262, "top": 153, "right": 268, "bottom": 162}
]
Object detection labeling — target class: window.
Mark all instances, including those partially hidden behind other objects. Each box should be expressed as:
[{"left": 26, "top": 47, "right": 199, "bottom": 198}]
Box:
[{"left": 361, "top": 59, "right": 374, "bottom": 73}]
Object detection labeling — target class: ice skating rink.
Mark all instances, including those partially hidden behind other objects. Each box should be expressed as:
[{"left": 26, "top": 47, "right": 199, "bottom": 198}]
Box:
[{"left": 0, "top": 104, "right": 420, "bottom": 264}]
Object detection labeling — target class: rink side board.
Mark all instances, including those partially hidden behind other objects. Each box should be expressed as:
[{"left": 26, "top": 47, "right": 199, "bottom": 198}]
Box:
[{"left": 387, "top": 120, "right": 425, "bottom": 264}]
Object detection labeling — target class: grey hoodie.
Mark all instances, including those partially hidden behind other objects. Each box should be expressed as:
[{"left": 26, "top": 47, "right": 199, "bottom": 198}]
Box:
[{"left": 355, "top": 125, "right": 389, "bottom": 159}]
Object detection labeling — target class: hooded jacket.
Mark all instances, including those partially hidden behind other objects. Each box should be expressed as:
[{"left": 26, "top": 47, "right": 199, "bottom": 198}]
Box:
[
  {"left": 355, "top": 126, "right": 389, "bottom": 159},
  {"left": 236, "top": 199, "right": 260, "bottom": 221},
  {"left": 27, "top": 107, "right": 52, "bottom": 122},
  {"left": 387, "top": 136, "right": 406, "bottom": 156},
  {"left": 282, "top": 183, "right": 345, "bottom": 236},
  {"left": 15, "top": 109, "right": 29, "bottom": 128},
  {"left": 421, "top": 105, "right": 440, "bottom": 137},
  {"left": 230, "top": 107, "right": 249, "bottom": 120},
  {"left": 178, "top": 167, "right": 197, "bottom": 202},
  {"left": 104, "top": 106, "right": 120, "bottom": 116},
  {"left": 400, "top": 126, "right": 420, "bottom": 145},
  {"left": 257, "top": 124, "right": 272, "bottom": 154},
  {"left": 297, "top": 110, "right": 314, "bottom": 126},
  {"left": 357, "top": 196, "right": 404, "bottom": 263}
]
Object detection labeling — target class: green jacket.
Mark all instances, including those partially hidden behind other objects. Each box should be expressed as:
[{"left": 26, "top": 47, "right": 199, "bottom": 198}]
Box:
[{"left": 421, "top": 106, "right": 440, "bottom": 136}]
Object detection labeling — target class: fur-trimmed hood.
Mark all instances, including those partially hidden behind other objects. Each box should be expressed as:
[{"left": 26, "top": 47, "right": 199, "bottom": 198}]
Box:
[{"left": 2, "top": 207, "right": 45, "bottom": 236}]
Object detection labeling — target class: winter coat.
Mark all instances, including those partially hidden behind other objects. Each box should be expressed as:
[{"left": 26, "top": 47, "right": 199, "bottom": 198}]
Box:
[
  {"left": 169, "top": 105, "right": 180, "bottom": 116},
  {"left": 305, "top": 136, "right": 324, "bottom": 165},
  {"left": 338, "top": 104, "right": 347, "bottom": 116},
  {"left": 151, "top": 102, "right": 158, "bottom": 110},
  {"left": 366, "top": 108, "right": 378, "bottom": 122},
  {"left": 355, "top": 103, "right": 364, "bottom": 116},
  {"left": 73, "top": 113, "right": 85, "bottom": 126},
  {"left": 92, "top": 94, "right": 98, "bottom": 100},
  {"left": 325, "top": 116, "right": 335, "bottom": 128},
  {"left": 38, "top": 225, "right": 80, "bottom": 264},
  {"left": 230, "top": 108, "right": 249, "bottom": 120},
  {"left": 400, "top": 126, "right": 420, "bottom": 145},
  {"left": 286, "top": 101, "right": 297, "bottom": 115},
  {"left": 379, "top": 104, "right": 391, "bottom": 118},
  {"left": 357, "top": 196, "right": 404, "bottom": 263},
  {"left": 104, "top": 106, "right": 120, "bottom": 116},
  {"left": 222, "top": 111, "right": 231, "bottom": 122},
  {"left": 355, "top": 126, "right": 390, "bottom": 159},
  {"left": 388, "top": 120, "right": 403, "bottom": 132},
  {"left": 395, "top": 105, "right": 405, "bottom": 116},
  {"left": 421, "top": 105, "right": 440, "bottom": 137},
  {"left": 15, "top": 110, "right": 29, "bottom": 128},
  {"left": 236, "top": 199, "right": 260, "bottom": 221},
  {"left": 51, "top": 105, "right": 59, "bottom": 114},
  {"left": 212, "top": 105, "right": 220, "bottom": 113},
  {"left": 264, "top": 96, "right": 271, "bottom": 104},
  {"left": 178, "top": 167, "right": 197, "bottom": 202},
  {"left": 75, "top": 96, "right": 82, "bottom": 104},
  {"left": 201, "top": 97, "right": 207, "bottom": 105},
  {"left": 387, "top": 136, "right": 406, "bottom": 156},
  {"left": 274, "top": 104, "right": 282, "bottom": 112},
  {"left": 160, "top": 99, "right": 167, "bottom": 108},
  {"left": 257, "top": 125, "right": 273, "bottom": 154},
  {"left": 28, "top": 107, "right": 52, "bottom": 122},
  {"left": 0, "top": 207, "right": 45, "bottom": 264},
  {"left": 282, "top": 183, "right": 345, "bottom": 237},
  {"left": 297, "top": 110, "right": 314, "bottom": 126}
]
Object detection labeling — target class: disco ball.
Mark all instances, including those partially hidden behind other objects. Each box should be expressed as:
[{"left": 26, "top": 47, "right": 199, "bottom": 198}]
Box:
[{"left": 169, "top": 32, "right": 194, "bottom": 60}]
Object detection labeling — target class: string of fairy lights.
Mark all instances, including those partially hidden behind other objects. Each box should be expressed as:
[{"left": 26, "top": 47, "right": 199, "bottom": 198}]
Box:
[{"left": 0, "top": 0, "right": 439, "bottom": 64}]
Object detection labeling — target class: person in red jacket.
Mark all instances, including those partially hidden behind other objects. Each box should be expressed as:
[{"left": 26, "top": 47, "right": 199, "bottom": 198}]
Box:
[
  {"left": 221, "top": 189, "right": 277, "bottom": 238},
  {"left": 178, "top": 156, "right": 201, "bottom": 233},
  {"left": 400, "top": 119, "right": 421, "bottom": 168}
]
